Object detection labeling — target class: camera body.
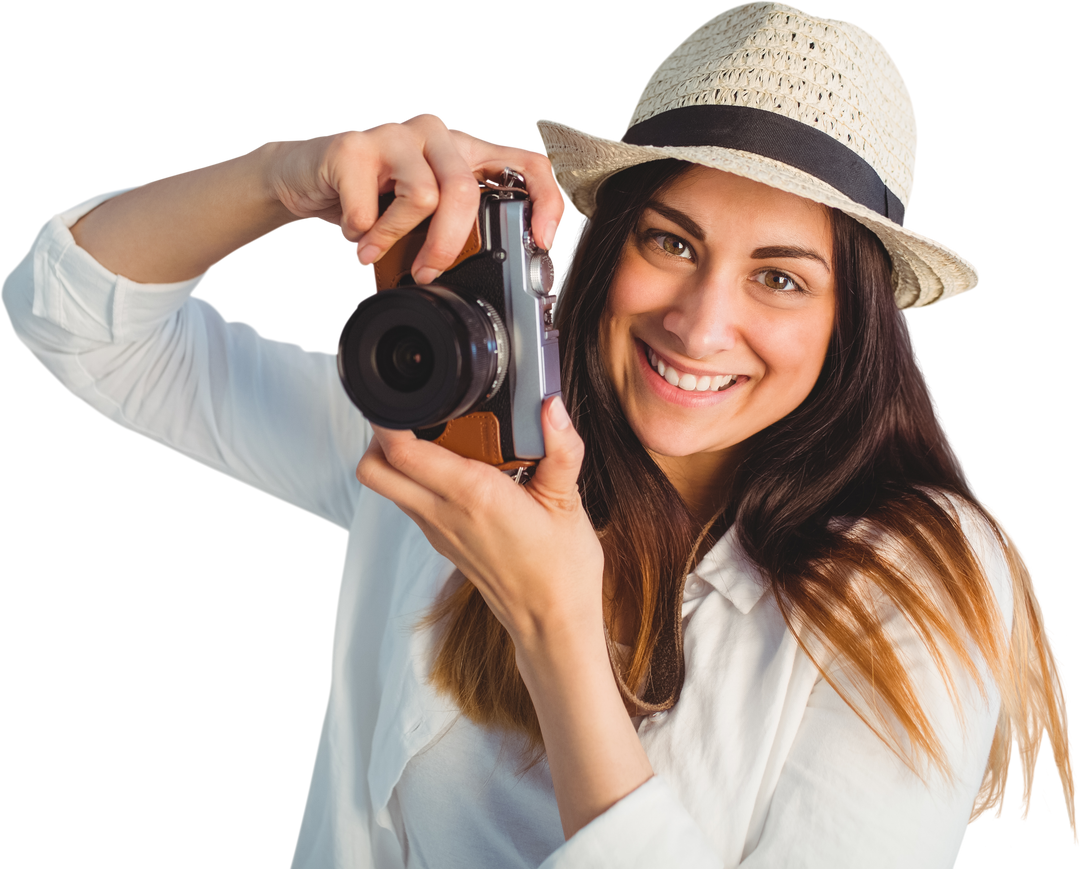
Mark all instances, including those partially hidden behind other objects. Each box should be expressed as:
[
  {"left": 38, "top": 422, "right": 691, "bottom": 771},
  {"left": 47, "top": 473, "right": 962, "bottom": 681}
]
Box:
[{"left": 337, "top": 173, "right": 561, "bottom": 470}]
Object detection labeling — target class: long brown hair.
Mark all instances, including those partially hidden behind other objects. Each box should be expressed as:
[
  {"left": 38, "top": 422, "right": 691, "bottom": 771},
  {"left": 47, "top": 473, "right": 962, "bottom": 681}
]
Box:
[{"left": 427, "top": 160, "right": 1073, "bottom": 821}]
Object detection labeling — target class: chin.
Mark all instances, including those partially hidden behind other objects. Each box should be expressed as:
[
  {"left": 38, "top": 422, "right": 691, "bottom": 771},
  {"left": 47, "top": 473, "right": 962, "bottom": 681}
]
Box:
[{"left": 629, "top": 417, "right": 736, "bottom": 461}]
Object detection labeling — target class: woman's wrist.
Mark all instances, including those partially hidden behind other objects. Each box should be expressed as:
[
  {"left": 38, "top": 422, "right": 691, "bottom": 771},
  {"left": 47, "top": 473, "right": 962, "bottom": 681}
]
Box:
[{"left": 512, "top": 605, "right": 608, "bottom": 687}]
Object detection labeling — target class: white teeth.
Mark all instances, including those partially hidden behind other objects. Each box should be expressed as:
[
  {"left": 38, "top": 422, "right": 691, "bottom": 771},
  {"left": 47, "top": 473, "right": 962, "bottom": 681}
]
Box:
[{"left": 646, "top": 345, "right": 737, "bottom": 393}]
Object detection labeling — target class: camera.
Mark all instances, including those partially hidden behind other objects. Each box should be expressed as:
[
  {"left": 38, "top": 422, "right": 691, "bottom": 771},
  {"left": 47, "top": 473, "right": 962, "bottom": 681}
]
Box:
[{"left": 337, "top": 170, "right": 561, "bottom": 471}]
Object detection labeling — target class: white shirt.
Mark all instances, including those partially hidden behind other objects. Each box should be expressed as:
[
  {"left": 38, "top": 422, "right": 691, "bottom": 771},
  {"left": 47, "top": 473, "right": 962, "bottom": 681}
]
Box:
[
  {"left": 4, "top": 193, "right": 1012, "bottom": 869},
  {"left": 395, "top": 714, "right": 564, "bottom": 867}
]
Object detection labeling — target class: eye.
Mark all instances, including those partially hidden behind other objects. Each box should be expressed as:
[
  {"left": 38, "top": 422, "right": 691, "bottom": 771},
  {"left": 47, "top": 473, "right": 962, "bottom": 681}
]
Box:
[
  {"left": 755, "top": 269, "right": 806, "bottom": 294},
  {"left": 646, "top": 231, "right": 695, "bottom": 261}
]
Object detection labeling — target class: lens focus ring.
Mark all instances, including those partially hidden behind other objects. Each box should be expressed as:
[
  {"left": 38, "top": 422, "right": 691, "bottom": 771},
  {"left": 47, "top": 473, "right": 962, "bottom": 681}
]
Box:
[{"left": 337, "top": 286, "right": 508, "bottom": 429}]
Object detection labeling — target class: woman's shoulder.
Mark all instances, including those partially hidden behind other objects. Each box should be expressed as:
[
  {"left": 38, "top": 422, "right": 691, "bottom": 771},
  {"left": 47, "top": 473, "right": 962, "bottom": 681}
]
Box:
[
  {"left": 928, "top": 489, "right": 1011, "bottom": 581},
  {"left": 829, "top": 486, "right": 1014, "bottom": 631},
  {"left": 829, "top": 485, "right": 1006, "bottom": 552}
]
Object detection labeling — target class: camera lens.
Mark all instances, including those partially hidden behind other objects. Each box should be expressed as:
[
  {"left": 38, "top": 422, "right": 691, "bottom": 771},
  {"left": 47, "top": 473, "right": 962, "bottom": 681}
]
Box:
[
  {"left": 337, "top": 286, "right": 508, "bottom": 429},
  {"left": 375, "top": 326, "right": 434, "bottom": 393}
]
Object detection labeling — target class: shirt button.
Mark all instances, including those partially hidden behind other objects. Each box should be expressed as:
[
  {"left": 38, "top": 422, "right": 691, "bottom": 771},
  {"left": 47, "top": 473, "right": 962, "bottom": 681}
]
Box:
[
  {"left": 686, "top": 577, "right": 706, "bottom": 597},
  {"left": 649, "top": 710, "right": 667, "bottom": 722}
]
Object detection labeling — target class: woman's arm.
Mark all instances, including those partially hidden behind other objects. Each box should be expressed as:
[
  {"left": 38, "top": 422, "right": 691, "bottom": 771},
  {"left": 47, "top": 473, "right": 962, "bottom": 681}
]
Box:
[
  {"left": 68, "top": 145, "right": 297, "bottom": 283},
  {"left": 515, "top": 597, "right": 656, "bottom": 841},
  {"left": 69, "top": 117, "right": 564, "bottom": 286},
  {"left": 359, "top": 404, "right": 655, "bottom": 840},
  {"left": 6, "top": 118, "right": 564, "bottom": 527}
]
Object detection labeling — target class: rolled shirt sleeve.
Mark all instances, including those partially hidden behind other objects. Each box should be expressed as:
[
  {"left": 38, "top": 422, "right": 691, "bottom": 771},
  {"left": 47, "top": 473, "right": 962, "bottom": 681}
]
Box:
[
  {"left": 542, "top": 680, "right": 996, "bottom": 869},
  {"left": 539, "top": 777, "right": 718, "bottom": 867},
  {"left": 4, "top": 194, "right": 371, "bottom": 529},
  {"left": 539, "top": 507, "right": 1009, "bottom": 868}
]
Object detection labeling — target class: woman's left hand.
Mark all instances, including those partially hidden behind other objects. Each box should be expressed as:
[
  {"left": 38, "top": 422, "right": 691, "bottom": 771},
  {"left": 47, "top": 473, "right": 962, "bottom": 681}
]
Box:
[
  {"left": 356, "top": 396, "right": 605, "bottom": 653},
  {"left": 358, "top": 397, "right": 654, "bottom": 839}
]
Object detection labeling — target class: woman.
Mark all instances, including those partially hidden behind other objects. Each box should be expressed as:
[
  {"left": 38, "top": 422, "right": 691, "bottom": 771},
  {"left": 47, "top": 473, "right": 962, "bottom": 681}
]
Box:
[{"left": 3, "top": 3, "right": 1073, "bottom": 867}]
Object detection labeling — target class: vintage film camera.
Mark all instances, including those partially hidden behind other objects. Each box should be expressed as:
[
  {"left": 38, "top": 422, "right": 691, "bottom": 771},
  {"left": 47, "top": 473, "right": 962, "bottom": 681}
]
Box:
[{"left": 337, "top": 170, "right": 561, "bottom": 471}]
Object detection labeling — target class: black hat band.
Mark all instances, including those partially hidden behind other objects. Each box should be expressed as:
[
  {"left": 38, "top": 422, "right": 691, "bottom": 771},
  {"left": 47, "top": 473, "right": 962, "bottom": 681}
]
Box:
[{"left": 622, "top": 104, "right": 905, "bottom": 225}]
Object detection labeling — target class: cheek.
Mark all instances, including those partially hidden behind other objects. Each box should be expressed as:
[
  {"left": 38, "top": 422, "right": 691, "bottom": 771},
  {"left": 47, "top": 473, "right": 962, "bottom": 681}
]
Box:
[
  {"left": 599, "top": 264, "right": 648, "bottom": 376},
  {"left": 756, "top": 311, "right": 834, "bottom": 401},
  {"left": 606, "top": 250, "right": 678, "bottom": 319},
  {"left": 605, "top": 270, "right": 639, "bottom": 324}
]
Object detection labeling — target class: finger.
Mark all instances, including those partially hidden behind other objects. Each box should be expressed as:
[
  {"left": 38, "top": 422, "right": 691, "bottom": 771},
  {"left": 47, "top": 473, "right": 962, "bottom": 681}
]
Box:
[
  {"left": 513, "top": 150, "right": 565, "bottom": 252},
  {"left": 527, "top": 396, "right": 585, "bottom": 506},
  {"left": 358, "top": 453, "right": 451, "bottom": 557},
  {"left": 368, "top": 423, "right": 499, "bottom": 505},
  {"left": 355, "top": 433, "right": 443, "bottom": 517},
  {"left": 370, "top": 423, "right": 420, "bottom": 457},
  {"left": 410, "top": 125, "right": 483, "bottom": 284},
  {"left": 352, "top": 116, "right": 481, "bottom": 279},
  {"left": 470, "top": 140, "right": 574, "bottom": 252},
  {"left": 323, "top": 132, "right": 382, "bottom": 244},
  {"left": 358, "top": 433, "right": 494, "bottom": 582},
  {"left": 354, "top": 157, "right": 441, "bottom": 267}
]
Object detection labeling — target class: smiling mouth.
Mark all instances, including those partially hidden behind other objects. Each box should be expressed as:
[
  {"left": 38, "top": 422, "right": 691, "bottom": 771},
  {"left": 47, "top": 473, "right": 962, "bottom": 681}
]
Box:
[{"left": 646, "top": 346, "right": 739, "bottom": 393}]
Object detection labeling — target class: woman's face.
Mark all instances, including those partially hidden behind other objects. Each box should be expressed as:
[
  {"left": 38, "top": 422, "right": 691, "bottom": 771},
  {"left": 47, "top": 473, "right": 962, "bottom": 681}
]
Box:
[{"left": 600, "top": 166, "right": 837, "bottom": 473}]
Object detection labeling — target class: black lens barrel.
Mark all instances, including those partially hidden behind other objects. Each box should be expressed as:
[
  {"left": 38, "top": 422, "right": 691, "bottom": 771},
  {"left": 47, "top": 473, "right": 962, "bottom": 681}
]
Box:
[{"left": 337, "top": 286, "right": 504, "bottom": 429}]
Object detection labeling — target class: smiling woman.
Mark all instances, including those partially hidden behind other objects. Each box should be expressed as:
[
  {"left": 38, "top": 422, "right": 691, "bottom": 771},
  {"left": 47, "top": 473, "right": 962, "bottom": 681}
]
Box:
[
  {"left": 2, "top": 2, "right": 1076, "bottom": 868},
  {"left": 603, "top": 167, "right": 836, "bottom": 489}
]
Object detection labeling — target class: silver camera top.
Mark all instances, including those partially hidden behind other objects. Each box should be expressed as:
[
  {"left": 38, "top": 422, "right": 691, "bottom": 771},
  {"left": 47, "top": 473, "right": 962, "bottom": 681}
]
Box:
[
  {"left": 482, "top": 167, "right": 527, "bottom": 200},
  {"left": 469, "top": 168, "right": 561, "bottom": 458},
  {"left": 490, "top": 187, "right": 560, "bottom": 459}
]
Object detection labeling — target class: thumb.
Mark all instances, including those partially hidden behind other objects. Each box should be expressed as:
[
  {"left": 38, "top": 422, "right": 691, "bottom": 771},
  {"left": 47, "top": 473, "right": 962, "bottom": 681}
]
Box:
[{"left": 528, "top": 396, "right": 585, "bottom": 502}]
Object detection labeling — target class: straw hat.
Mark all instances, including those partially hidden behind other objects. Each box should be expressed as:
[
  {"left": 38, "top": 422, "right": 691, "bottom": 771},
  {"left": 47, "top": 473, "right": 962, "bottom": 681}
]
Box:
[{"left": 537, "top": 2, "right": 976, "bottom": 308}]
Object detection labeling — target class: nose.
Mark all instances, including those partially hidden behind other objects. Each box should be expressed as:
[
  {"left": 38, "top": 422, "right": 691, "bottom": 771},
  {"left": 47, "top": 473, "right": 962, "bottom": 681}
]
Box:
[{"left": 661, "top": 272, "right": 740, "bottom": 360}]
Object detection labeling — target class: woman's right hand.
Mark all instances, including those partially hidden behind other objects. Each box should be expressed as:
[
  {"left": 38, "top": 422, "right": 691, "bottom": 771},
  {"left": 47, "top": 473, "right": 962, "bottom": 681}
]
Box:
[
  {"left": 70, "top": 116, "right": 562, "bottom": 286},
  {"left": 267, "top": 115, "right": 564, "bottom": 285}
]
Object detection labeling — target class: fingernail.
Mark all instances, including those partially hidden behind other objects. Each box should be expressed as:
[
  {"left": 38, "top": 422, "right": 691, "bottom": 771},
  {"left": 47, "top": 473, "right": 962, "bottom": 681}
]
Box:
[
  {"left": 543, "top": 220, "right": 558, "bottom": 251},
  {"left": 414, "top": 266, "right": 441, "bottom": 285},
  {"left": 358, "top": 244, "right": 381, "bottom": 265},
  {"left": 549, "top": 396, "right": 570, "bottom": 431}
]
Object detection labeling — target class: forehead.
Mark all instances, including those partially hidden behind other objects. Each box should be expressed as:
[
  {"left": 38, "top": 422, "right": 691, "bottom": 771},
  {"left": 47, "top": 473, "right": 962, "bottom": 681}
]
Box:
[{"left": 656, "top": 165, "right": 825, "bottom": 226}]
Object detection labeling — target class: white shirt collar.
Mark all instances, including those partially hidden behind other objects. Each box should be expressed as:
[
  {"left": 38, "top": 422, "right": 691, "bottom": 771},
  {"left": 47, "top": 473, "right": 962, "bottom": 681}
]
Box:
[{"left": 692, "top": 529, "right": 769, "bottom": 614}]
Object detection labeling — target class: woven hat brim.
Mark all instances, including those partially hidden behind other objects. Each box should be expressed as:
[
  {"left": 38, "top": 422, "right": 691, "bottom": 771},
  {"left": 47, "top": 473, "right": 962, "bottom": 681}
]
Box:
[{"left": 538, "top": 120, "right": 977, "bottom": 309}]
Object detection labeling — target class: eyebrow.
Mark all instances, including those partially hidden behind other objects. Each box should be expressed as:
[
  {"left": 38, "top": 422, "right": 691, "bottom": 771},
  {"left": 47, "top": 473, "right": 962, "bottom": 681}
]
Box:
[
  {"left": 643, "top": 201, "right": 706, "bottom": 241},
  {"left": 643, "top": 202, "right": 831, "bottom": 273},
  {"left": 751, "top": 246, "right": 831, "bottom": 273}
]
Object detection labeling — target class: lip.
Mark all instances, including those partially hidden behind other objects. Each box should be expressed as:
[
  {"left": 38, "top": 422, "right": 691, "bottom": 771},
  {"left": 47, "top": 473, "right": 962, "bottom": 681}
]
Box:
[
  {"left": 635, "top": 339, "right": 744, "bottom": 407},
  {"left": 646, "top": 343, "right": 739, "bottom": 379}
]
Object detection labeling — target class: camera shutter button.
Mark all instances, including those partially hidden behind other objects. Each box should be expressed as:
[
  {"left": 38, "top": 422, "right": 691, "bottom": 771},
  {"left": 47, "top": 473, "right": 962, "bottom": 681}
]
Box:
[{"left": 528, "top": 253, "right": 555, "bottom": 295}]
